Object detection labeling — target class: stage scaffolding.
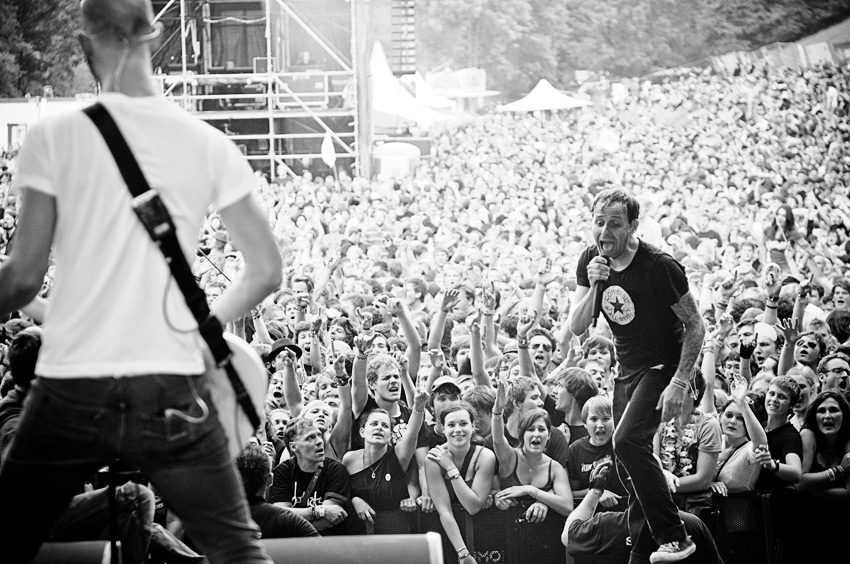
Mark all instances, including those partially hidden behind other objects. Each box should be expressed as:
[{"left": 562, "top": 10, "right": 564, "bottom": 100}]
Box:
[{"left": 150, "top": 0, "right": 371, "bottom": 179}]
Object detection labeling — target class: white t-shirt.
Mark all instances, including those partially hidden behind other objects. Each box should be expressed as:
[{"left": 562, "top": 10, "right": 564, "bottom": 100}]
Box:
[{"left": 13, "top": 93, "right": 255, "bottom": 377}]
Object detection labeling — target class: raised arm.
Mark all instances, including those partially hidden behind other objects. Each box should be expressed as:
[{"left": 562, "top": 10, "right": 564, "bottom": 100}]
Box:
[
  {"left": 328, "top": 353, "right": 353, "bottom": 460},
  {"left": 279, "top": 349, "right": 304, "bottom": 418},
  {"left": 428, "top": 288, "right": 460, "bottom": 351},
  {"left": 395, "top": 388, "right": 428, "bottom": 471},
  {"left": 480, "top": 283, "right": 501, "bottom": 359},
  {"left": 516, "top": 308, "right": 538, "bottom": 379},
  {"left": 351, "top": 333, "right": 376, "bottom": 419},
  {"left": 490, "top": 378, "right": 517, "bottom": 476},
  {"left": 468, "top": 318, "right": 490, "bottom": 388},
  {"left": 389, "top": 298, "right": 422, "bottom": 391}
]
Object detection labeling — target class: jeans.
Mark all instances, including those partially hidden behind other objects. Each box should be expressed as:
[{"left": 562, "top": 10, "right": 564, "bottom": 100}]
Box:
[
  {"left": 0, "top": 374, "right": 271, "bottom": 564},
  {"left": 48, "top": 483, "right": 156, "bottom": 564},
  {"left": 612, "top": 365, "right": 686, "bottom": 558}
]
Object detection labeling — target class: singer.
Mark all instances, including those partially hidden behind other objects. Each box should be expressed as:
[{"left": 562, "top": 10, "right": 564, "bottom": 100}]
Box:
[{"left": 569, "top": 189, "right": 705, "bottom": 564}]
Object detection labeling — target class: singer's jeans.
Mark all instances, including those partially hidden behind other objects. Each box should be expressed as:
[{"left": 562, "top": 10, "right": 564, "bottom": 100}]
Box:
[
  {"left": 612, "top": 364, "right": 687, "bottom": 560},
  {"left": 0, "top": 374, "right": 271, "bottom": 564}
]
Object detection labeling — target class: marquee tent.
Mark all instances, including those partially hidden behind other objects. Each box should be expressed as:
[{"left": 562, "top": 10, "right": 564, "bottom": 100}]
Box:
[{"left": 499, "top": 79, "right": 591, "bottom": 112}]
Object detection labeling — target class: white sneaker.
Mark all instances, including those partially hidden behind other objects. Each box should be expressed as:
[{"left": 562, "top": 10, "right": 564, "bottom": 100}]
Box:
[{"left": 649, "top": 536, "right": 696, "bottom": 563}]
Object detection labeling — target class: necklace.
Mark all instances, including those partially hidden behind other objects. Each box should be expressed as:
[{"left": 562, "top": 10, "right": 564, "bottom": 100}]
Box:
[
  {"left": 520, "top": 452, "right": 545, "bottom": 479},
  {"left": 363, "top": 451, "right": 380, "bottom": 480}
]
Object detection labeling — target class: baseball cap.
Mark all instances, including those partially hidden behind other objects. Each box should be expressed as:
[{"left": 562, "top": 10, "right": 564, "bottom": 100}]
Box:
[{"left": 431, "top": 375, "right": 461, "bottom": 395}]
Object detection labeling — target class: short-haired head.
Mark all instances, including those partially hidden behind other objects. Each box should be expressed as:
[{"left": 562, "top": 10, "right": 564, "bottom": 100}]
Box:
[{"left": 591, "top": 188, "right": 640, "bottom": 223}]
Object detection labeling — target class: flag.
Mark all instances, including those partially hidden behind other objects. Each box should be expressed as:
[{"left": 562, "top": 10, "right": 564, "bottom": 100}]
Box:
[{"left": 321, "top": 130, "right": 336, "bottom": 168}]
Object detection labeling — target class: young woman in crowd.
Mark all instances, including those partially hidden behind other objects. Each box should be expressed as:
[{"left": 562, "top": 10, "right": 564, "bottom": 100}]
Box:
[
  {"left": 425, "top": 403, "right": 496, "bottom": 564},
  {"left": 795, "top": 390, "right": 850, "bottom": 558},
  {"left": 491, "top": 379, "right": 574, "bottom": 522},
  {"left": 710, "top": 377, "right": 769, "bottom": 494},
  {"left": 342, "top": 387, "right": 428, "bottom": 533},
  {"left": 787, "top": 365, "right": 818, "bottom": 431}
]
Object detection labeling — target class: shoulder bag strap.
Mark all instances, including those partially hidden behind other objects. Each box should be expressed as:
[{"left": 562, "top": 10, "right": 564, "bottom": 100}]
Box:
[{"left": 82, "top": 102, "right": 260, "bottom": 431}]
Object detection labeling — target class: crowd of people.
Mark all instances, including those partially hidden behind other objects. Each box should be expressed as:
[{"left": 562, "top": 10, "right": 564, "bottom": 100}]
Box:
[{"left": 2, "top": 55, "right": 850, "bottom": 564}]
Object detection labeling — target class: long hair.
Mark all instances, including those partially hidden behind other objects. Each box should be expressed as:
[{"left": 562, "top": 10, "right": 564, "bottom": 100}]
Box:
[
  {"left": 517, "top": 408, "right": 551, "bottom": 451},
  {"left": 804, "top": 391, "right": 850, "bottom": 459}
]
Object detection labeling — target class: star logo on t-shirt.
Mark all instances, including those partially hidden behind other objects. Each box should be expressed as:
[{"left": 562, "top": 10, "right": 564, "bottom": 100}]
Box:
[{"left": 602, "top": 286, "right": 635, "bottom": 325}]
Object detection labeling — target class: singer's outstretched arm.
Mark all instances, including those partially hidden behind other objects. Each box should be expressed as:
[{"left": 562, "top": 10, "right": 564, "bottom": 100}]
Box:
[{"left": 569, "top": 283, "right": 594, "bottom": 336}]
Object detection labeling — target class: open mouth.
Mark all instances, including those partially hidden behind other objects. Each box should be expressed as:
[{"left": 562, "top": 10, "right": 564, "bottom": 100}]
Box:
[{"left": 599, "top": 241, "right": 616, "bottom": 254}]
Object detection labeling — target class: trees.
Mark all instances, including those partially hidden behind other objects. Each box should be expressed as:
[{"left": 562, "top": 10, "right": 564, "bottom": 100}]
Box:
[{"left": 0, "top": 0, "right": 81, "bottom": 98}]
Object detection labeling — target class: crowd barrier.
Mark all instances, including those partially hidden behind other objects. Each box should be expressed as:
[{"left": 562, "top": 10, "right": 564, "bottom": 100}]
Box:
[
  {"left": 34, "top": 491, "right": 827, "bottom": 564},
  {"left": 33, "top": 534, "right": 444, "bottom": 564}
]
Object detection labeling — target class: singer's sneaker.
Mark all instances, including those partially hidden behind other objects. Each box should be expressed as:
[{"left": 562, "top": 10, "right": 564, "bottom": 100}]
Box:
[{"left": 649, "top": 536, "right": 696, "bottom": 563}]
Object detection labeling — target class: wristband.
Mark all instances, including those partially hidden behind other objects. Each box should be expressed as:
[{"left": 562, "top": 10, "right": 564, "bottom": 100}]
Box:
[
  {"left": 414, "top": 409, "right": 425, "bottom": 414},
  {"left": 769, "top": 459, "right": 781, "bottom": 474},
  {"left": 715, "top": 301, "right": 728, "bottom": 310},
  {"left": 457, "top": 547, "right": 470, "bottom": 559},
  {"left": 670, "top": 377, "right": 688, "bottom": 390},
  {"left": 491, "top": 410, "right": 504, "bottom": 417},
  {"left": 447, "top": 469, "right": 462, "bottom": 481},
  {"left": 482, "top": 310, "right": 495, "bottom": 316},
  {"left": 765, "top": 302, "right": 777, "bottom": 309},
  {"left": 827, "top": 467, "right": 836, "bottom": 482}
]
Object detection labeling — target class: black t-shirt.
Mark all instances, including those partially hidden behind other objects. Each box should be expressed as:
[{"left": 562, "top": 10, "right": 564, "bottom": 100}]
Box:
[
  {"left": 576, "top": 241, "right": 689, "bottom": 372},
  {"left": 351, "top": 397, "right": 429, "bottom": 451},
  {"left": 568, "top": 509, "right": 723, "bottom": 564},
  {"left": 756, "top": 422, "right": 802, "bottom": 491},
  {"left": 247, "top": 496, "right": 320, "bottom": 538},
  {"left": 566, "top": 437, "right": 628, "bottom": 512},
  {"left": 269, "top": 457, "right": 351, "bottom": 535}
]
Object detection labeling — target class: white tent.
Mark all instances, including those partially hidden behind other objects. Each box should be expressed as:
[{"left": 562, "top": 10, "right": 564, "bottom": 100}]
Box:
[
  {"left": 499, "top": 79, "right": 591, "bottom": 113},
  {"left": 370, "top": 42, "right": 439, "bottom": 129}
]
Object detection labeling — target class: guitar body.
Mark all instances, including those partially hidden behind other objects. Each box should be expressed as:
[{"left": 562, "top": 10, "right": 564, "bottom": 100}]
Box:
[{"left": 203, "top": 333, "right": 268, "bottom": 458}]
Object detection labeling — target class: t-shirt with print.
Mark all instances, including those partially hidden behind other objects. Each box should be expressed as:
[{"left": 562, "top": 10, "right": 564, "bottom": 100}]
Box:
[
  {"left": 567, "top": 437, "right": 628, "bottom": 512},
  {"left": 576, "top": 241, "right": 689, "bottom": 372},
  {"left": 269, "top": 457, "right": 351, "bottom": 535}
]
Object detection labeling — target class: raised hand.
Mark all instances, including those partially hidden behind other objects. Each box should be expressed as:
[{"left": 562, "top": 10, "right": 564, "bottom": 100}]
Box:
[
  {"left": 429, "top": 348, "right": 445, "bottom": 371},
  {"left": 412, "top": 386, "right": 429, "bottom": 412},
  {"left": 717, "top": 312, "right": 734, "bottom": 339},
  {"left": 354, "top": 333, "right": 377, "bottom": 356},
  {"left": 440, "top": 288, "right": 461, "bottom": 314},
  {"left": 729, "top": 376, "right": 748, "bottom": 405},
  {"left": 517, "top": 308, "right": 537, "bottom": 339},
  {"left": 763, "top": 262, "right": 782, "bottom": 296},
  {"left": 494, "top": 376, "right": 509, "bottom": 414},
  {"left": 356, "top": 307, "right": 374, "bottom": 332},
  {"left": 775, "top": 317, "right": 801, "bottom": 345},
  {"left": 387, "top": 297, "right": 405, "bottom": 316},
  {"left": 480, "top": 282, "right": 497, "bottom": 313}
]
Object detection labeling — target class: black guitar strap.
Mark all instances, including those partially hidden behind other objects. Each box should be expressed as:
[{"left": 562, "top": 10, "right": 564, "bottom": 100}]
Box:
[{"left": 83, "top": 102, "right": 261, "bottom": 432}]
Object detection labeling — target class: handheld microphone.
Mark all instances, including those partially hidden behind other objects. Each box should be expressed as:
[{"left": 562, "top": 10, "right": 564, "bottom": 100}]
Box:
[{"left": 591, "top": 255, "right": 610, "bottom": 328}]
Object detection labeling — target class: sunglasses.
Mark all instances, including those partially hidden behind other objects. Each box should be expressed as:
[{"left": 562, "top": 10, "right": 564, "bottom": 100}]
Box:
[{"left": 530, "top": 342, "right": 552, "bottom": 353}]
